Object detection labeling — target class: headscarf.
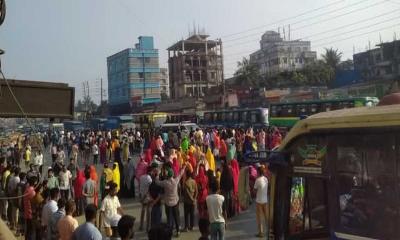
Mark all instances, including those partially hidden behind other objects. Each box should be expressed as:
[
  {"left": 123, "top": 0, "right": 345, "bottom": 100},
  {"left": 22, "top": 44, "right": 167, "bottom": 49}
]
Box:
[
  {"left": 177, "top": 151, "right": 184, "bottom": 166},
  {"left": 172, "top": 157, "right": 180, "bottom": 177},
  {"left": 195, "top": 165, "right": 208, "bottom": 203},
  {"left": 227, "top": 144, "right": 236, "bottom": 161},
  {"left": 231, "top": 159, "right": 240, "bottom": 195},
  {"left": 205, "top": 148, "right": 216, "bottom": 172},
  {"left": 112, "top": 162, "right": 121, "bottom": 192},
  {"left": 103, "top": 166, "right": 113, "bottom": 183},
  {"left": 220, "top": 162, "right": 234, "bottom": 192},
  {"left": 220, "top": 139, "right": 228, "bottom": 157},
  {"left": 90, "top": 165, "right": 98, "bottom": 182},
  {"left": 123, "top": 160, "right": 135, "bottom": 190},
  {"left": 188, "top": 152, "right": 197, "bottom": 172},
  {"left": 181, "top": 137, "right": 189, "bottom": 153},
  {"left": 135, "top": 157, "right": 148, "bottom": 181},
  {"left": 74, "top": 170, "right": 85, "bottom": 199}
]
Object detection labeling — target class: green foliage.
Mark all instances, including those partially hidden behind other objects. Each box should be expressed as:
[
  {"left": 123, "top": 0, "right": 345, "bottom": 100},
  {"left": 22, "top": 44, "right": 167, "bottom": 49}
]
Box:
[
  {"left": 321, "top": 47, "right": 342, "bottom": 70},
  {"left": 234, "top": 57, "right": 260, "bottom": 88}
]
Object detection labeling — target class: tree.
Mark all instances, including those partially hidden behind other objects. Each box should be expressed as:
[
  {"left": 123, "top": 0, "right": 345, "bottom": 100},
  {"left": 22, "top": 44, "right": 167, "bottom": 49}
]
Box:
[
  {"left": 321, "top": 48, "right": 342, "bottom": 70},
  {"left": 234, "top": 57, "right": 260, "bottom": 88}
]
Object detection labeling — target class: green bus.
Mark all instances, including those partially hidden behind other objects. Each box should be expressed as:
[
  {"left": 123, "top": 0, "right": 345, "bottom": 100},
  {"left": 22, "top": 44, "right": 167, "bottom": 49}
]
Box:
[{"left": 269, "top": 97, "right": 379, "bottom": 128}]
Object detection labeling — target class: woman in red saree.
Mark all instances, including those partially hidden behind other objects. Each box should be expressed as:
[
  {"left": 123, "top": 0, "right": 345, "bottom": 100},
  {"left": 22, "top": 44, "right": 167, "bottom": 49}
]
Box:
[
  {"left": 74, "top": 169, "right": 86, "bottom": 216},
  {"left": 195, "top": 164, "right": 209, "bottom": 219},
  {"left": 231, "top": 158, "right": 240, "bottom": 214}
]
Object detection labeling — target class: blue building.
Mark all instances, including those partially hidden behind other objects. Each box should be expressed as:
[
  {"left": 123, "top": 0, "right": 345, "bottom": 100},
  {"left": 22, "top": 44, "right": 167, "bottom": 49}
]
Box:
[{"left": 107, "top": 36, "right": 161, "bottom": 115}]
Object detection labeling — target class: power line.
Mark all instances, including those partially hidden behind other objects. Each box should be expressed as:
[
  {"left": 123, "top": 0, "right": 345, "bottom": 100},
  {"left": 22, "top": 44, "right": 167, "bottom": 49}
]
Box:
[
  {"left": 223, "top": 0, "right": 382, "bottom": 42},
  {"left": 223, "top": 19, "right": 399, "bottom": 58},
  {"left": 311, "top": 15, "right": 400, "bottom": 43},
  {"left": 221, "top": 0, "right": 346, "bottom": 38},
  {"left": 223, "top": 0, "right": 391, "bottom": 46},
  {"left": 223, "top": 8, "right": 399, "bottom": 49},
  {"left": 312, "top": 23, "right": 399, "bottom": 48}
]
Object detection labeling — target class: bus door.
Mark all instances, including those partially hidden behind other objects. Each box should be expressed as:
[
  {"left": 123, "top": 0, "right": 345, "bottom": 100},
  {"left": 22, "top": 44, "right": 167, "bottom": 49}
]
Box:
[
  {"left": 276, "top": 134, "right": 330, "bottom": 239},
  {"left": 287, "top": 176, "right": 329, "bottom": 239}
]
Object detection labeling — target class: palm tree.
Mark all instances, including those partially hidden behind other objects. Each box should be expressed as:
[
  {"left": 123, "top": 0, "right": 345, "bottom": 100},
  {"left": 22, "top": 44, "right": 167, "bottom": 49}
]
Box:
[
  {"left": 321, "top": 48, "right": 342, "bottom": 70},
  {"left": 234, "top": 57, "right": 260, "bottom": 87}
]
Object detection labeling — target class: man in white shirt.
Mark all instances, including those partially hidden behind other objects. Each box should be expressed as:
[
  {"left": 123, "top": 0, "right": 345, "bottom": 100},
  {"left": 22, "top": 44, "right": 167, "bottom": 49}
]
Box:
[
  {"left": 92, "top": 143, "right": 99, "bottom": 165},
  {"left": 206, "top": 180, "right": 226, "bottom": 240},
  {"left": 41, "top": 188, "right": 60, "bottom": 236},
  {"left": 33, "top": 150, "right": 43, "bottom": 175},
  {"left": 100, "top": 182, "right": 124, "bottom": 237},
  {"left": 59, "top": 165, "right": 72, "bottom": 199},
  {"left": 254, "top": 166, "right": 269, "bottom": 238}
]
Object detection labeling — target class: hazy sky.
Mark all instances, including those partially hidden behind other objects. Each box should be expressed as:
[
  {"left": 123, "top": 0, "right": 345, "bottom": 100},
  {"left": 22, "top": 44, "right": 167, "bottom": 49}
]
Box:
[{"left": 0, "top": 0, "right": 399, "bottom": 103}]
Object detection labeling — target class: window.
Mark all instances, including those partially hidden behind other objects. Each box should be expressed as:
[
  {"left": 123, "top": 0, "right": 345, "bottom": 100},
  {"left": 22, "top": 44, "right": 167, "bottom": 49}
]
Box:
[
  {"left": 333, "top": 134, "right": 398, "bottom": 239},
  {"left": 250, "top": 111, "right": 260, "bottom": 123},
  {"left": 289, "top": 177, "right": 328, "bottom": 235},
  {"left": 233, "top": 112, "right": 239, "bottom": 121},
  {"left": 139, "top": 73, "right": 144, "bottom": 79},
  {"left": 145, "top": 57, "right": 151, "bottom": 64}
]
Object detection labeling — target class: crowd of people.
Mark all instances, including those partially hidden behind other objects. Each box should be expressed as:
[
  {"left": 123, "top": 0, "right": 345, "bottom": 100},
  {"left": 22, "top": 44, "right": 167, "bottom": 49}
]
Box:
[{"left": 0, "top": 125, "right": 283, "bottom": 240}]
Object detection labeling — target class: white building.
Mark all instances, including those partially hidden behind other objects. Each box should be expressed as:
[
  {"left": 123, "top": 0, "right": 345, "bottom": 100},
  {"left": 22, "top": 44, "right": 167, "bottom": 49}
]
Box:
[
  {"left": 250, "top": 31, "right": 317, "bottom": 77},
  {"left": 160, "top": 68, "right": 170, "bottom": 97}
]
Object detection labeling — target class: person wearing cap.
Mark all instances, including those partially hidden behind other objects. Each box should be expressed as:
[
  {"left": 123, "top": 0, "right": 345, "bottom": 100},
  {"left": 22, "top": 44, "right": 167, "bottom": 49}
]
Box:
[
  {"left": 156, "top": 164, "right": 187, "bottom": 237},
  {"left": 100, "top": 181, "right": 124, "bottom": 237}
]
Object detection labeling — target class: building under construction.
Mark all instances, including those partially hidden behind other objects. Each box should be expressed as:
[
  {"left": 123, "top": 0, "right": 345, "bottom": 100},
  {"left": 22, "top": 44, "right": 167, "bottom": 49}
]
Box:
[{"left": 167, "top": 32, "right": 224, "bottom": 99}]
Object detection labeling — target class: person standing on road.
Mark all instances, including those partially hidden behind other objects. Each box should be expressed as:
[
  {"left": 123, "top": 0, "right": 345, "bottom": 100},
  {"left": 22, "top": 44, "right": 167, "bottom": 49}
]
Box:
[
  {"left": 183, "top": 170, "right": 198, "bottom": 232},
  {"left": 48, "top": 198, "right": 66, "bottom": 240},
  {"left": 23, "top": 176, "right": 37, "bottom": 240},
  {"left": 41, "top": 188, "right": 60, "bottom": 238},
  {"left": 138, "top": 166, "right": 152, "bottom": 231},
  {"left": 92, "top": 142, "right": 99, "bottom": 165},
  {"left": 156, "top": 165, "right": 186, "bottom": 237},
  {"left": 82, "top": 168, "right": 96, "bottom": 209},
  {"left": 59, "top": 164, "right": 72, "bottom": 200},
  {"left": 57, "top": 200, "right": 78, "bottom": 240},
  {"left": 254, "top": 166, "right": 269, "bottom": 238},
  {"left": 206, "top": 180, "right": 226, "bottom": 240},
  {"left": 100, "top": 182, "right": 124, "bottom": 237},
  {"left": 33, "top": 150, "right": 43, "bottom": 175},
  {"left": 72, "top": 204, "right": 102, "bottom": 240}
]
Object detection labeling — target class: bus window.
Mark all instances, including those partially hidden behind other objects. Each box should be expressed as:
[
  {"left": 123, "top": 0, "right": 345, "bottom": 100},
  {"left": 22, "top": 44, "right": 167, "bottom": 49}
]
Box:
[
  {"left": 233, "top": 112, "right": 239, "bottom": 121},
  {"left": 221, "top": 112, "right": 226, "bottom": 123},
  {"left": 271, "top": 105, "right": 278, "bottom": 117},
  {"left": 296, "top": 104, "right": 308, "bottom": 115},
  {"left": 227, "top": 112, "right": 233, "bottom": 122},
  {"left": 250, "top": 111, "right": 260, "bottom": 123},
  {"left": 310, "top": 104, "right": 319, "bottom": 114},
  {"left": 241, "top": 111, "right": 248, "bottom": 123},
  {"left": 334, "top": 134, "right": 398, "bottom": 239},
  {"left": 217, "top": 112, "right": 222, "bottom": 122},
  {"left": 289, "top": 177, "right": 328, "bottom": 235},
  {"left": 323, "top": 103, "right": 332, "bottom": 112},
  {"left": 204, "top": 113, "right": 211, "bottom": 122}
]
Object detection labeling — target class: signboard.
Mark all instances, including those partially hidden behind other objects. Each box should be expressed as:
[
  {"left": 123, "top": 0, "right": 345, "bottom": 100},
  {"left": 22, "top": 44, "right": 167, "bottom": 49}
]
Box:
[
  {"left": 293, "top": 144, "right": 327, "bottom": 174},
  {"left": 0, "top": 79, "right": 74, "bottom": 118}
]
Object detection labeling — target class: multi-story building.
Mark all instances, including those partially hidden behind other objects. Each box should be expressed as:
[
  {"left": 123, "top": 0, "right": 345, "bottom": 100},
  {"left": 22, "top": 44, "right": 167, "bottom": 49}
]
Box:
[
  {"left": 250, "top": 31, "right": 317, "bottom": 77},
  {"left": 353, "top": 40, "right": 400, "bottom": 81},
  {"left": 160, "top": 68, "right": 170, "bottom": 98},
  {"left": 107, "top": 36, "right": 161, "bottom": 114},
  {"left": 167, "top": 33, "right": 224, "bottom": 99}
]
